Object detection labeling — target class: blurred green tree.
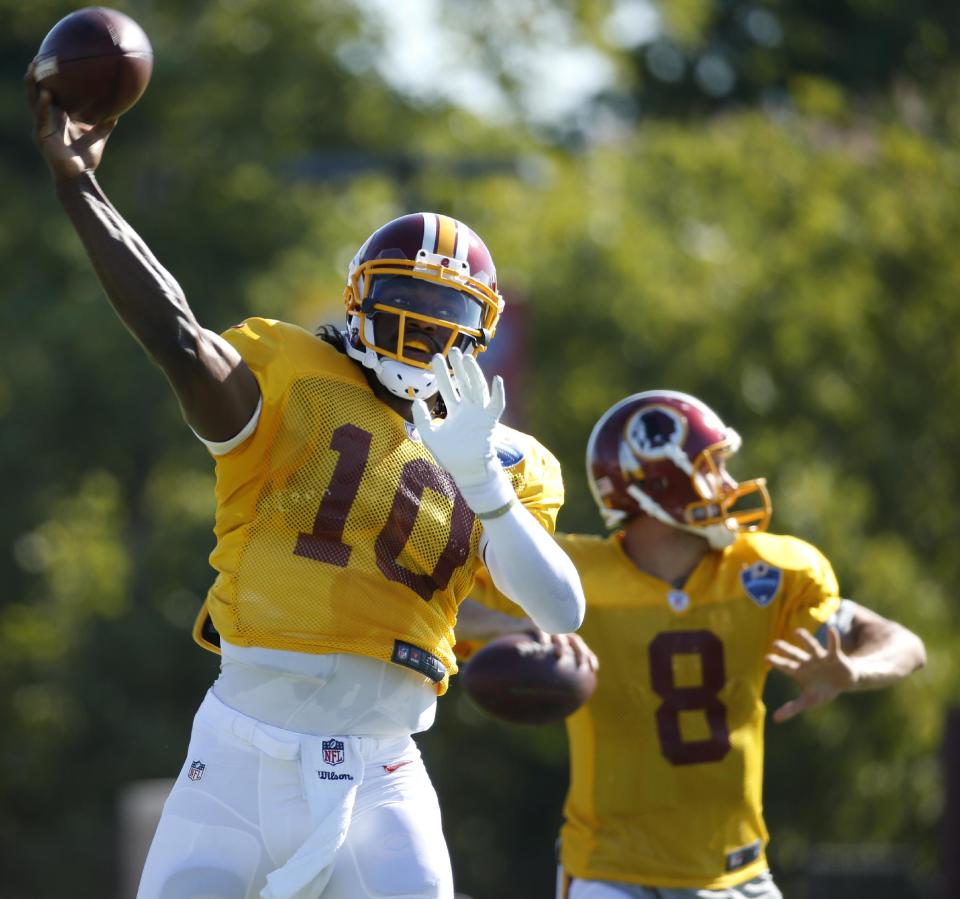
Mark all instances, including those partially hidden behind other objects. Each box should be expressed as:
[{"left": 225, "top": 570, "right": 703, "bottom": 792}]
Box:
[{"left": 0, "top": 1, "right": 956, "bottom": 897}]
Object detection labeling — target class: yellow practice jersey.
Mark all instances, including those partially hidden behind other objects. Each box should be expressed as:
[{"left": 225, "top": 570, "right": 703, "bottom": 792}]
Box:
[
  {"left": 560, "top": 531, "right": 839, "bottom": 888},
  {"left": 192, "top": 318, "right": 563, "bottom": 693},
  {"left": 471, "top": 529, "right": 839, "bottom": 888}
]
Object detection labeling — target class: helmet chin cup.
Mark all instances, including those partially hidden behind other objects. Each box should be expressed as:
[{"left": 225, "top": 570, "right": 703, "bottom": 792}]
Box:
[
  {"left": 376, "top": 358, "right": 438, "bottom": 400},
  {"left": 700, "top": 523, "right": 738, "bottom": 550},
  {"left": 344, "top": 315, "right": 438, "bottom": 400}
]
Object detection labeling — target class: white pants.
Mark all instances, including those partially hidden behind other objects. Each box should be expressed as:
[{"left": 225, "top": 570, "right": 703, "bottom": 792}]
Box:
[
  {"left": 563, "top": 872, "right": 782, "bottom": 899},
  {"left": 137, "top": 692, "right": 453, "bottom": 899}
]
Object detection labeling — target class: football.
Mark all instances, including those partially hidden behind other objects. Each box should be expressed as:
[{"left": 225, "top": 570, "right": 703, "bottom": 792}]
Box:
[
  {"left": 460, "top": 633, "right": 597, "bottom": 725},
  {"left": 34, "top": 7, "right": 153, "bottom": 124}
]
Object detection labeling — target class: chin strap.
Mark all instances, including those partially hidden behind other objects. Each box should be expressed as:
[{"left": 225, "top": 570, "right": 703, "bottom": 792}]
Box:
[
  {"left": 377, "top": 358, "right": 439, "bottom": 400},
  {"left": 625, "top": 485, "right": 737, "bottom": 549},
  {"left": 344, "top": 315, "right": 439, "bottom": 400}
]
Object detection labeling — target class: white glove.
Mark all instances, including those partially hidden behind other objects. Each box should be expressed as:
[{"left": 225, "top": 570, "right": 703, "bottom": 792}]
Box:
[{"left": 411, "top": 347, "right": 516, "bottom": 518}]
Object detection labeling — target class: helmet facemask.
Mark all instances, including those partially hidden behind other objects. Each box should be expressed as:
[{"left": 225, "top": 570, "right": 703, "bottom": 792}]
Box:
[
  {"left": 675, "top": 440, "right": 772, "bottom": 543},
  {"left": 344, "top": 250, "right": 503, "bottom": 400}
]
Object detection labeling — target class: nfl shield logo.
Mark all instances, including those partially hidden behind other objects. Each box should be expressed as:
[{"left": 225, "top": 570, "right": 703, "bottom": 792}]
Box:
[
  {"left": 740, "top": 562, "right": 782, "bottom": 607},
  {"left": 322, "top": 739, "right": 345, "bottom": 766},
  {"left": 187, "top": 760, "right": 205, "bottom": 782}
]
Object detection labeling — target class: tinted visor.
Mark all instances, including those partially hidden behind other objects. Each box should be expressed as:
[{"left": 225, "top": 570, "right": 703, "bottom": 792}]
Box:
[{"left": 367, "top": 276, "right": 483, "bottom": 330}]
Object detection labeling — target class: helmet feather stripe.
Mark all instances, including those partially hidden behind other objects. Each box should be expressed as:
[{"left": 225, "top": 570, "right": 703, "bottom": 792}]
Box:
[
  {"left": 436, "top": 214, "right": 457, "bottom": 257},
  {"left": 421, "top": 213, "right": 438, "bottom": 253}
]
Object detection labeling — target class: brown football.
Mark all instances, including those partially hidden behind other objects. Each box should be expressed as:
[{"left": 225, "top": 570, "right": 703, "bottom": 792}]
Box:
[
  {"left": 34, "top": 7, "right": 153, "bottom": 124},
  {"left": 460, "top": 633, "right": 597, "bottom": 725}
]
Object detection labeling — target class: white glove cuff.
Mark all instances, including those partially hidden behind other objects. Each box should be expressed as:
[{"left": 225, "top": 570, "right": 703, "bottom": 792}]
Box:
[{"left": 456, "top": 467, "right": 517, "bottom": 518}]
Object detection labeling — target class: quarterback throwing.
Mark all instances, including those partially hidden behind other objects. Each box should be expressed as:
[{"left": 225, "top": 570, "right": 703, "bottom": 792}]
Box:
[
  {"left": 466, "top": 390, "right": 925, "bottom": 899},
  {"left": 26, "top": 63, "right": 584, "bottom": 899}
]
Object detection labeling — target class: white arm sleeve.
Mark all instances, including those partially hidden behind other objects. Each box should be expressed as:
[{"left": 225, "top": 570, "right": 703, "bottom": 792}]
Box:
[{"left": 478, "top": 505, "right": 585, "bottom": 635}]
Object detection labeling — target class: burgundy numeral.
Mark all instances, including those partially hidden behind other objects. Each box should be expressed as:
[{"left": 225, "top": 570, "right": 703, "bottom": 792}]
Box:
[
  {"left": 295, "top": 427, "right": 475, "bottom": 601},
  {"left": 375, "top": 459, "right": 475, "bottom": 601},
  {"left": 294, "top": 424, "right": 371, "bottom": 566},
  {"left": 648, "top": 630, "right": 731, "bottom": 766}
]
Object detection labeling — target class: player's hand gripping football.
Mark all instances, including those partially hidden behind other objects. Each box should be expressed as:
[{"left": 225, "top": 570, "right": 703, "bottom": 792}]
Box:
[
  {"left": 766, "top": 626, "right": 856, "bottom": 723},
  {"left": 531, "top": 630, "right": 599, "bottom": 673},
  {"left": 25, "top": 61, "right": 116, "bottom": 182},
  {"left": 412, "top": 348, "right": 514, "bottom": 517}
]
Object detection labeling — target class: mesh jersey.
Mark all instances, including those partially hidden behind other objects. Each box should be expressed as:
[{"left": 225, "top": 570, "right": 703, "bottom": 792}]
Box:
[
  {"left": 191, "top": 318, "right": 564, "bottom": 693},
  {"left": 471, "top": 529, "right": 839, "bottom": 889}
]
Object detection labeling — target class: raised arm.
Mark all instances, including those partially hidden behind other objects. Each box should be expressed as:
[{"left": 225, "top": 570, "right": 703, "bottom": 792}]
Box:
[
  {"left": 26, "top": 64, "right": 259, "bottom": 442},
  {"left": 412, "top": 349, "right": 586, "bottom": 635}
]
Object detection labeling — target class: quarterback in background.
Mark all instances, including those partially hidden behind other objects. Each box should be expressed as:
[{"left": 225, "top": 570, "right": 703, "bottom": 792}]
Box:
[
  {"left": 465, "top": 390, "right": 925, "bottom": 899},
  {"left": 27, "top": 67, "right": 584, "bottom": 899}
]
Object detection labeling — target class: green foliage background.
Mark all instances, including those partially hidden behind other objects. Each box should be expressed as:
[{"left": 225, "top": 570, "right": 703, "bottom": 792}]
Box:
[{"left": 1, "top": 1, "right": 957, "bottom": 896}]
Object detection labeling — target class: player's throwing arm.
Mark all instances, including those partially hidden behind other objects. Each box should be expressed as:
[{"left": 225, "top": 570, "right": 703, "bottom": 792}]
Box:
[{"left": 25, "top": 61, "right": 260, "bottom": 444}]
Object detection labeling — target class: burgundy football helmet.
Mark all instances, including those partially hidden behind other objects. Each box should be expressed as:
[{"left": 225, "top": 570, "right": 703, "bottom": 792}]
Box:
[
  {"left": 343, "top": 212, "right": 504, "bottom": 399},
  {"left": 586, "top": 391, "right": 771, "bottom": 548}
]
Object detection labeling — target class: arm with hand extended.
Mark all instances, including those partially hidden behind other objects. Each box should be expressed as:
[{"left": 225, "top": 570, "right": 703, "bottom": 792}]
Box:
[{"left": 766, "top": 601, "right": 926, "bottom": 723}]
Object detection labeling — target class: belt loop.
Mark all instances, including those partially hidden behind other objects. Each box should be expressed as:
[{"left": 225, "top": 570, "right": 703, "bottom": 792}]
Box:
[
  {"left": 253, "top": 726, "right": 301, "bottom": 760},
  {"left": 231, "top": 715, "right": 256, "bottom": 746},
  {"left": 228, "top": 712, "right": 299, "bottom": 760}
]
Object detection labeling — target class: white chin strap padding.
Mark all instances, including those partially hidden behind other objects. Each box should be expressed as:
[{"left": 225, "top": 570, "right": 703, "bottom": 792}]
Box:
[
  {"left": 344, "top": 314, "right": 440, "bottom": 400},
  {"left": 376, "top": 358, "right": 438, "bottom": 400},
  {"left": 626, "top": 485, "right": 737, "bottom": 549},
  {"left": 700, "top": 523, "right": 737, "bottom": 549}
]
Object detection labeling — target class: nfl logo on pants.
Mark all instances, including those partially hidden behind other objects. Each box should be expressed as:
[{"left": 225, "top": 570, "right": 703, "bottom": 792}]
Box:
[{"left": 322, "top": 739, "right": 345, "bottom": 766}]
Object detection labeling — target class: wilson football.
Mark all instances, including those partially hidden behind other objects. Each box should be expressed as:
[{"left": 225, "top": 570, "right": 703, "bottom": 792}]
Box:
[
  {"left": 460, "top": 633, "right": 597, "bottom": 725},
  {"left": 34, "top": 7, "right": 153, "bottom": 124}
]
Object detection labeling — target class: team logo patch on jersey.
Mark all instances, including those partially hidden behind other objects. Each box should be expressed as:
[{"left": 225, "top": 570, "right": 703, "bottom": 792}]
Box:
[
  {"left": 322, "top": 739, "right": 345, "bottom": 766},
  {"left": 740, "top": 562, "right": 782, "bottom": 607},
  {"left": 494, "top": 439, "right": 524, "bottom": 469},
  {"left": 187, "top": 760, "right": 205, "bottom": 782},
  {"left": 667, "top": 590, "right": 690, "bottom": 614}
]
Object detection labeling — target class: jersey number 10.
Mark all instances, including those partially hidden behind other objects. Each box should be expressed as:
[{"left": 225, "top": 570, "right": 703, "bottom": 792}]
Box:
[
  {"left": 649, "top": 630, "right": 731, "bottom": 765},
  {"left": 293, "top": 423, "right": 475, "bottom": 601}
]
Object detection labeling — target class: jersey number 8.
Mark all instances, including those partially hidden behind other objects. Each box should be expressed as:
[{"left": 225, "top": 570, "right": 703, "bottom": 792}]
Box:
[{"left": 648, "top": 630, "right": 731, "bottom": 766}]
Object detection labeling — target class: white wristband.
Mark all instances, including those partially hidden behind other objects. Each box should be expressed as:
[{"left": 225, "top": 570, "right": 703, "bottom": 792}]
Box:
[{"left": 456, "top": 467, "right": 517, "bottom": 517}]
